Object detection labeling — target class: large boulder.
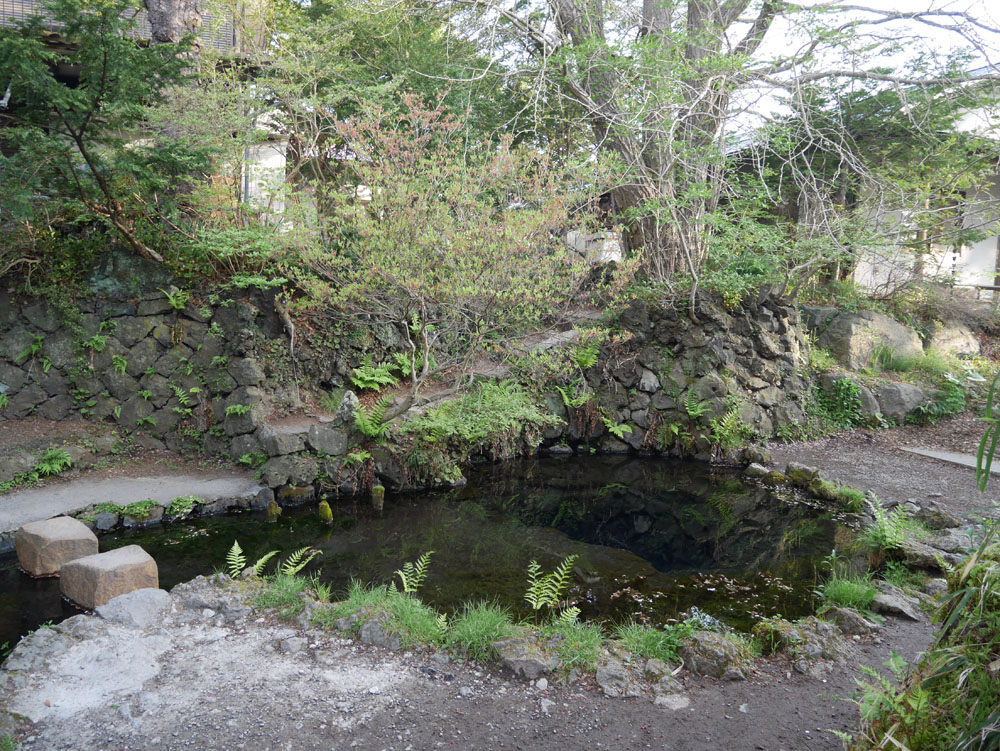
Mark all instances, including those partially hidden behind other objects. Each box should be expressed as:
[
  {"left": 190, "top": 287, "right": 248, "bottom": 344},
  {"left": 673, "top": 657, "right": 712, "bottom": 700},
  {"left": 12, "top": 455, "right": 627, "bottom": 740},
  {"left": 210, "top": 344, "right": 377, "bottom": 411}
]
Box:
[
  {"left": 60, "top": 545, "right": 159, "bottom": 609},
  {"left": 876, "top": 383, "right": 925, "bottom": 423},
  {"left": 16, "top": 517, "right": 99, "bottom": 577},
  {"left": 924, "top": 321, "right": 980, "bottom": 357},
  {"left": 809, "top": 310, "right": 923, "bottom": 370}
]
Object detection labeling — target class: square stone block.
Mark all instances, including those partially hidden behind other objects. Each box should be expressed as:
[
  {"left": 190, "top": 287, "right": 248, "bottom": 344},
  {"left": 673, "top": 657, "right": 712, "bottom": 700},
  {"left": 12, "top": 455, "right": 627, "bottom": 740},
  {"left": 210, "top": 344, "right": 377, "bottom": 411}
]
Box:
[
  {"left": 16, "top": 517, "right": 99, "bottom": 577},
  {"left": 60, "top": 545, "right": 159, "bottom": 610}
]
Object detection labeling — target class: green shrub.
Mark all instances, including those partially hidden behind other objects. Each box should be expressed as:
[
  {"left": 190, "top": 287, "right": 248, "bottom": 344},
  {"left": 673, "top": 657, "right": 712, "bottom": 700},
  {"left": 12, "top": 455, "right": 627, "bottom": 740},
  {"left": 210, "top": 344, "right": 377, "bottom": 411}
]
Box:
[
  {"left": 446, "top": 601, "right": 518, "bottom": 661},
  {"left": 815, "top": 378, "right": 863, "bottom": 428}
]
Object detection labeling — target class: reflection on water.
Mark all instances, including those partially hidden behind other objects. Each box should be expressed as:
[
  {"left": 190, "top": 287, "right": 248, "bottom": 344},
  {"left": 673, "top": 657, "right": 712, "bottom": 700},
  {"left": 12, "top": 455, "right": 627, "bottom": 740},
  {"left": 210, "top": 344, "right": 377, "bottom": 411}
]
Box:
[{"left": 0, "top": 456, "right": 851, "bottom": 654}]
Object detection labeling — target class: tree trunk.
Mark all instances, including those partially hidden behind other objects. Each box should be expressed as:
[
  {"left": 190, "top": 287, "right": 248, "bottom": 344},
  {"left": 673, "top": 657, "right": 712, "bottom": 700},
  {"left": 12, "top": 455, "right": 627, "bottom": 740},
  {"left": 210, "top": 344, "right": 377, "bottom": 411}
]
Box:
[{"left": 144, "top": 0, "right": 202, "bottom": 48}]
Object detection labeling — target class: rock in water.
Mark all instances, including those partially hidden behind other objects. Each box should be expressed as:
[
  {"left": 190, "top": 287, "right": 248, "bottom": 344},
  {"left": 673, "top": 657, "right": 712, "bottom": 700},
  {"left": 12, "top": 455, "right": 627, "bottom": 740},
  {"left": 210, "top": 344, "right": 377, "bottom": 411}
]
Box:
[{"left": 16, "top": 517, "right": 98, "bottom": 577}]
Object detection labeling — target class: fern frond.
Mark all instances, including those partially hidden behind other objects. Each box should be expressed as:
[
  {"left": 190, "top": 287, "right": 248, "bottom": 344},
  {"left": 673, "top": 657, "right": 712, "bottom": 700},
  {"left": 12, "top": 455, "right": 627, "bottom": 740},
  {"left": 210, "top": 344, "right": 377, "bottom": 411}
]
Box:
[
  {"left": 556, "top": 606, "right": 581, "bottom": 626},
  {"left": 396, "top": 551, "right": 434, "bottom": 594},
  {"left": 435, "top": 612, "right": 449, "bottom": 636},
  {"left": 280, "top": 547, "right": 320, "bottom": 576},
  {"left": 524, "top": 555, "right": 578, "bottom": 612},
  {"left": 354, "top": 395, "right": 393, "bottom": 442},
  {"left": 252, "top": 550, "right": 279, "bottom": 576},
  {"left": 226, "top": 540, "right": 246, "bottom": 578}
]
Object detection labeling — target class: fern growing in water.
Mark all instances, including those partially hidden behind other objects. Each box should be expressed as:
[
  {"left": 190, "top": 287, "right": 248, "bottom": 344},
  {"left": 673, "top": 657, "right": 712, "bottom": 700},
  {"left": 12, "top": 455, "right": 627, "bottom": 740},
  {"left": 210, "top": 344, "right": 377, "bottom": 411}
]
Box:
[
  {"left": 395, "top": 551, "right": 434, "bottom": 594},
  {"left": 524, "top": 554, "right": 578, "bottom": 611},
  {"left": 354, "top": 395, "right": 392, "bottom": 442}
]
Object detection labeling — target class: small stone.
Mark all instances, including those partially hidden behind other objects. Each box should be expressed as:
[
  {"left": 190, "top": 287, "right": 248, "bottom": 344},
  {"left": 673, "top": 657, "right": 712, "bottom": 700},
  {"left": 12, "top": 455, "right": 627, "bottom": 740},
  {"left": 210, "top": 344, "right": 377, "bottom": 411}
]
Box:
[
  {"left": 535, "top": 678, "right": 548, "bottom": 691},
  {"left": 280, "top": 637, "right": 307, "bottom": 654},
  {"left": 459, "top": 686, "right": 473, "bottom": 697},
  {"left": 540, "top": 698, "right": 556, "bottom": 715},
  {"left": 924, "top": 578, "right": 949, "bottom": 597}
]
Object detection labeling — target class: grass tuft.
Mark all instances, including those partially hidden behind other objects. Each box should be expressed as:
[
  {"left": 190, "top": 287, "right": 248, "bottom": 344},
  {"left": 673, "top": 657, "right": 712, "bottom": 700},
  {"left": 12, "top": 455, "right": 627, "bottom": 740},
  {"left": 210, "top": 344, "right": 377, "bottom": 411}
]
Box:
[{"left": 446, "top": 601, "right": 519, "bottom": 662}]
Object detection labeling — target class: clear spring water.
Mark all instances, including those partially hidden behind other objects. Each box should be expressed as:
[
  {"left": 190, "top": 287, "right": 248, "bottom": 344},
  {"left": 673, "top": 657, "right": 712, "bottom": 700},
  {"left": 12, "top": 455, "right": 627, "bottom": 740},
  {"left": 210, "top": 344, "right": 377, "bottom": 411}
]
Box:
[{"left": 0, "top": 456, "right": 853, "bottom": 654}]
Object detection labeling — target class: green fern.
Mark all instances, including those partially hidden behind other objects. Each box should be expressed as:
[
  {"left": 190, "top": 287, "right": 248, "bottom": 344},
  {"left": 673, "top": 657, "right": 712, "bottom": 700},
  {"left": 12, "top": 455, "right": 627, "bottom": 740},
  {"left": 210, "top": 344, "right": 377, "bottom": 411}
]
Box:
[
  {"left": 524, "top": 554, "right": 578, "bottom": 611},
  {"left": 351, "top": 357, "right": 400, "bottom": 392},
  {"left": 709, "top": 406, "right": 754, "bottom": 450},
  {"left": 34, "top": 447, "right": 72, "bottom": 477},
  {"left": 395, "top": 551, "right": 434, "bottom": 594},
  {"left": 601, "top": 416, "right": 632, "bottom": 439},
  {"left": 226, "top": 540, "right": 247, "bottom": 578},
  {"left": 252, "top": 550, "right": 279, "bottom": 576},
  {"left": 684, "top": 391, "right": 712, "bottom": 420},
  {"left": 556, "top": 606, "right": 581, "bottom": 626},
  {"left": 354, "top": 395, "right": 392, "bottom": 442},
  {"left": 170, "top": 384, "right": 192, "bottom": 406},
  {"left": 280, "top": 547, "right": 320, "bottom": 576},
  {"left": 435, "top": 612, "right": 449, "bottom": 637}
]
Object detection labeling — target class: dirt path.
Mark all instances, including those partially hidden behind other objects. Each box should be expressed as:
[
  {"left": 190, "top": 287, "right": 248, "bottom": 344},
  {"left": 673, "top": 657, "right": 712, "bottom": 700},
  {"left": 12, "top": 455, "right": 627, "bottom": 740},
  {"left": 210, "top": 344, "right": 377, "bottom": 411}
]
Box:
[
  {"left": 5, "top": 590, "right": 931, "bottom": 751},
  {"left": 768, "top": 413, "right": 999, "bottom": 521}
]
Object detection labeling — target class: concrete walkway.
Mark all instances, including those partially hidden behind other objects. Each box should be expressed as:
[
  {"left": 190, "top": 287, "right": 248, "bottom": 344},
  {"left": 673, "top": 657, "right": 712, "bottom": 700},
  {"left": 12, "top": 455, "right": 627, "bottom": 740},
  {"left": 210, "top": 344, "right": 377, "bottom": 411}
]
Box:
[
  {"left": 899, "top": 446, "right": 1000, "bottom": 474},
  {"left": 0, "top": 473, "right": 265, "bottom": 551}
]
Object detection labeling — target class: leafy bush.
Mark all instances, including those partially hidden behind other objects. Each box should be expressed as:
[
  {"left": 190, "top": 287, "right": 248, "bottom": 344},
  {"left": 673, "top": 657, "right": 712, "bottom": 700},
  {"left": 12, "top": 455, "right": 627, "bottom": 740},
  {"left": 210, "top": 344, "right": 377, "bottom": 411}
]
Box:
[
  {"left": 400, "top": 381, "right": 557, "bottom": 484},
  {"left": 814, "top": 378, "right": 863, "bottom": 428}
]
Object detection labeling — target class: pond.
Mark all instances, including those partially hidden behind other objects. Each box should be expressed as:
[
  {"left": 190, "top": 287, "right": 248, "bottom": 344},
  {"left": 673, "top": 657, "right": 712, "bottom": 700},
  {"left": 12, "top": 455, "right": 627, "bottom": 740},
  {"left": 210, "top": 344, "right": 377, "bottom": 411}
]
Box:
[{"left": 0, "top": 456, "right": 855, "bottom": 654}]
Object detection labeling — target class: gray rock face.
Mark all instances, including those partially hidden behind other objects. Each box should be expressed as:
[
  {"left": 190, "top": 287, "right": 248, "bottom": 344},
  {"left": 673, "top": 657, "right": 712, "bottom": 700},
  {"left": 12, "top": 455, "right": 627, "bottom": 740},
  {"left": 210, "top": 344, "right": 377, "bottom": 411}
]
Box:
[
  {"left": 871, "top": 582, "right": 922, "bottom": 621},
  {"left": 809, "top": 310, "right": 923, "bottom": 370},
  {"left": 307, "top": 425, "right": 349, "bottom": 456},
  {"left": 359, "top": 618, "right": 401, "bottom": 650},
  {"left": 822, "top": 607, "right": 878, "bottom": 635},
  {"left": 924, "top": 321, "right": 980, "bottom": 356},
  {"left": 96, "top": 588, "right": 172, "bottom": 629},
  {"left": 228, "top": 358, "right": 265, "bottom": 386},
  {"left": 678, "top": 631, "right": 747, "bottom": 681},
  {"left": 876, "top": 383, "right": 925, "bottom": 423},
  {"left": 754, "top": 616, "right": 852, "bottom": 662},
  {"left": 900, "top": 538, "right": 962, "bottom": 571},
  {"left": 491, "top": 637, "right": 560, "bottom": 680},
  {"left": 595, "top": 662, "right": 641, "bottom": 698},
  {"left": 258, "top": 427, "right": 306, "bottom": 457}
]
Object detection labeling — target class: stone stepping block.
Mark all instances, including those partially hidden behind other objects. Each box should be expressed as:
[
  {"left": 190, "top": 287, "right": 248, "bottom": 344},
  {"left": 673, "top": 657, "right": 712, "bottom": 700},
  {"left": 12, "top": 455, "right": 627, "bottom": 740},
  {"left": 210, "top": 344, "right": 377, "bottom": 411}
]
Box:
[
  {"left": 60, "top": 545, "right": 159, "bottom": 610},
  {"left": 16, "top": 517, "right": 99, "bottom": 577}
]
